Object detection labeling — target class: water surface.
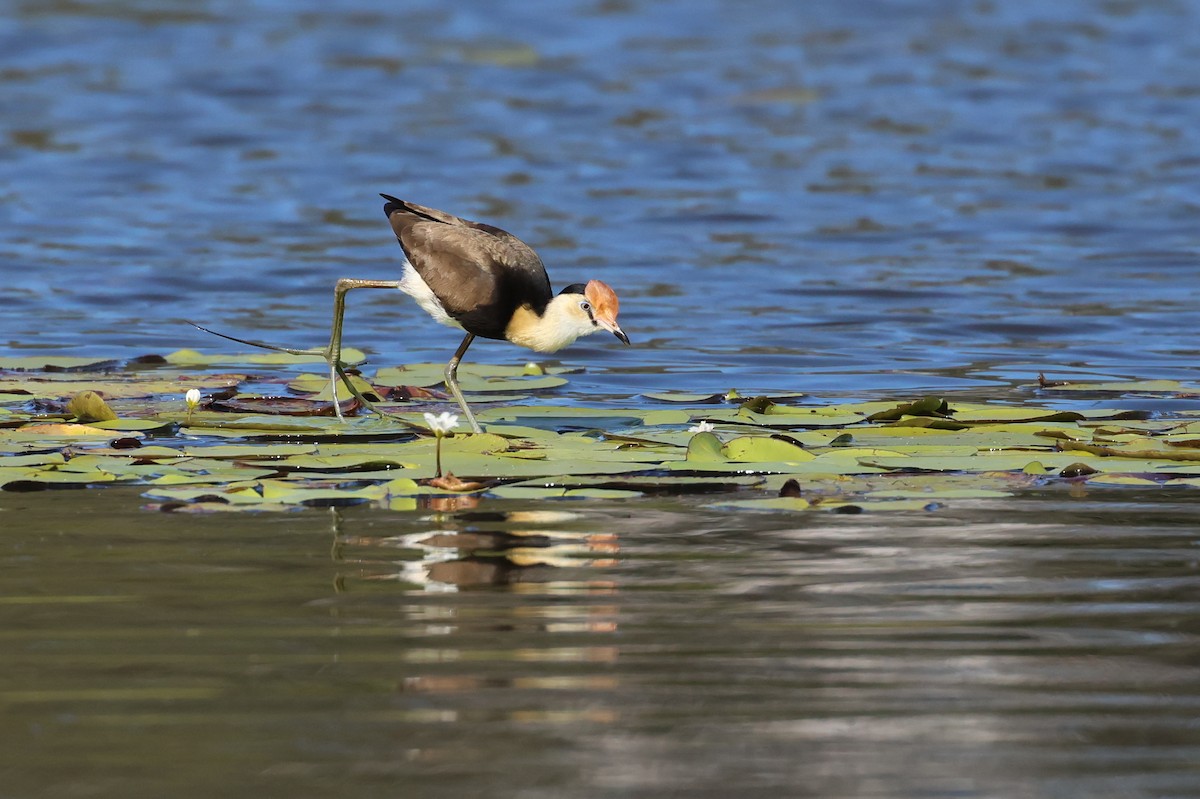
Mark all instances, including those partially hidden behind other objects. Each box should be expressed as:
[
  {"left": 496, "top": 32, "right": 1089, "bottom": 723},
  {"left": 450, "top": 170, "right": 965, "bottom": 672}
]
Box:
[{"left": 3, "top": 1, "right": 1200, "bottom": 796}]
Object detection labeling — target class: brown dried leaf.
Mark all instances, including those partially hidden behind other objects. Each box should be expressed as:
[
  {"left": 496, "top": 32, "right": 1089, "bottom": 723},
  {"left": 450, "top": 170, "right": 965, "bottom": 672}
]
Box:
[{"left": 427, "top": 472, "right": 488, "bottom": 492}]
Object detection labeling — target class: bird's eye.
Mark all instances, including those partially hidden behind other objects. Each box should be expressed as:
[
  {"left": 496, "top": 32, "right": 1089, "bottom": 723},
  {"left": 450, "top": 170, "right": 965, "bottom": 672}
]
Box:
[{"left": 579, "top": 300, "right": 592, "bottom": 312}]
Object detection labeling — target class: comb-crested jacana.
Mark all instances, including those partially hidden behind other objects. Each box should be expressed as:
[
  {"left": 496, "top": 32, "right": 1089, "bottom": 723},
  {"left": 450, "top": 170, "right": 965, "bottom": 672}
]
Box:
[
  {"left": 353, "top": 194, "right": 629, "bottom": 432},
  {"left": 194, "top": 195, "right": 631, "bottom": 433}
]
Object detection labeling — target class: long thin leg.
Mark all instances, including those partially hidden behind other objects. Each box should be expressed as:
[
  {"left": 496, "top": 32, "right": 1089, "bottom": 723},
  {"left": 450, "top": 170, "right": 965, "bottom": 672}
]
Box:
[
  {"left": 187, "top": 322, "right": 323, "bottom": 358},
  {"left": 195, "top": 278, "right": 437, "bottom": 428},
  {"left": 326, "top": 278, "right": 402, "bottom": 420},
  {"left": 188, "top": 321, "right": 389, "bottom": 418},
  {"left": 445, "top": 333, "right": 482, "bottom": 434}
]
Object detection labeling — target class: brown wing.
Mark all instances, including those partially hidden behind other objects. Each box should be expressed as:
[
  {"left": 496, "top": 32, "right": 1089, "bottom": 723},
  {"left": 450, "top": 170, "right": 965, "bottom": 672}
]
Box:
[{"left": 382, "top": 195, "right": 553, "bottom": 340}]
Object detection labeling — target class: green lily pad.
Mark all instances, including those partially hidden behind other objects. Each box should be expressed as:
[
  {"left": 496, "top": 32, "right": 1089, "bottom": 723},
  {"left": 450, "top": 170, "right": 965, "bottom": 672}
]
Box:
[
  {"left": 2, "top": 451, "right": 66, "bottom": 467},
  {"left": 0, "top": 356, "right": 123, "bottom": 371},
  {"left": 287, "top": 372, "right": 379, "bottom": 400},
  {"left": 455, "top": 375, "right": 569, "bottom": 393},
  {"left": 686, "top": 432, "right": 726, "bottom": 462},
  {"left": 1043, "top": 379, "right": 1191, "bottom": 393},
  {"left": 643, "top": 391, "right": 729, "bottom": 403},
  {"left": 707, "top": 496, "right": 812, "bottom": 511},
  {"left": 372, "top": 362, "right": 571, "bottom": 391},
  {"left": 722, "top": 435, "right": 815, "bottom": 462},
  {"left": 641, "top": 409, "right": 693, "bottom": 426},
  {"left": 10, "top": 360, "right": 1200, "bottom": 513},
  {"left": 488, "top": 485, "right": 642, "bottom": 499},
  {"left": 65, "top": 391, "right": 117, "bottom": 422},
  {"left": 864, "top": 488, "right": 1011, "bottom": 499},
  {"left": 165, "top": 348, "right": 367, "bottom": 367},
  {"left": 1085, "top": 475, "right": 1160, "bottom": 486},
  {"left": 865, "top": 396, "right": 950, "bottom": 422},
  {"left": 88, "top": 418, "right": 176, "bottom": 434},
  {"left": 5, "top": 423, "right": 133, "bottom": 440},
  {"left": 269, "top": 454, "right": 418, "bottom": 472},
  {"left": 0, "top": 373, "right": 244, "bottom": 401}
]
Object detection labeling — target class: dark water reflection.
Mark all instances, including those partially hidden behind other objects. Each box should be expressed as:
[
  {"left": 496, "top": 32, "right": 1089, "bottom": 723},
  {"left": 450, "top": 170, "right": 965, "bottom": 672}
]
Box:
[
  {"left": 3, "top": 489, "right": 1199, "bottom": 797},
  {"left": 5, "top": 0, "right": 1200, "bottom": 795}
]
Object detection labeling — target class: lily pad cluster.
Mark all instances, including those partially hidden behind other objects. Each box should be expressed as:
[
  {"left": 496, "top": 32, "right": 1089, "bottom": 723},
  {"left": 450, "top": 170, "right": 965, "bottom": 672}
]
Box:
[{"left": 3, "top": 352, "right": 1200, "bottom": 513}]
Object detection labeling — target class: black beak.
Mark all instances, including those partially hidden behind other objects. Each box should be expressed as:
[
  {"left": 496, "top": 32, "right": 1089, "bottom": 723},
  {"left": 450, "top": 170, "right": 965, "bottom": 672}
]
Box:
[{"left": 613, "top": 327, "right": 630, "bottom": 345}]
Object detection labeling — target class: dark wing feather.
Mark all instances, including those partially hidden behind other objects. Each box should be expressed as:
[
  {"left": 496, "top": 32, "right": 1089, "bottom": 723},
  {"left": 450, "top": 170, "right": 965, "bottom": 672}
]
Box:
[{"left": 382, "top": 195, "right": 553, "bottom": 340}]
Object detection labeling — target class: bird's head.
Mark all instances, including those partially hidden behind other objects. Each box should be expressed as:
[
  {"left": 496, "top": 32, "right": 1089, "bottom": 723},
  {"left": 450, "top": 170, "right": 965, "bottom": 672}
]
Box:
[
  {"left": 511, "top": 280, "right": 630, "bottom": 353},
  {"left": 560, "top": 280, "right": 630, "bottom": 345}
]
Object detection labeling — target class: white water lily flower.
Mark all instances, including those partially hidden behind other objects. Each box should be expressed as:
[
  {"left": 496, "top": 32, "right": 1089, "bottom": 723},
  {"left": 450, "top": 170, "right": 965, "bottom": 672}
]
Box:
[
  {"left": 424, "top": 411, "right": 460, "bottom": 436},
  {"left": 688, "top": 420, "right": 715, "bottom": 434},
  {"left": 185, "top": 388, "right": 201, "bottom": 410}
]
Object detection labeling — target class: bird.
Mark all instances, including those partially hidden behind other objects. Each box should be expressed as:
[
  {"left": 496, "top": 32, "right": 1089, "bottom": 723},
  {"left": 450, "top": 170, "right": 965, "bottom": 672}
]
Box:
[
  {"left": 190, "top": 195, "right": 629, "bottom": 433},
  {"left": 316, "top": 194, "right": 630, "bottom": 433}
]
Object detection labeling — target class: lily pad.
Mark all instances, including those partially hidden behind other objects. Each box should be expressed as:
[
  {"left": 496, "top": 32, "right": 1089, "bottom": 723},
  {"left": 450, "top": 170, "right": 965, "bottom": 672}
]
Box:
[
  {"left": 165, "top": 348, "right": 368, "bottom": 367},
  {"left": 643, "top": 391, "right": 730, "bottom": 403},
  {"left": 9, "top": 361, "right": 1200, "bottom": 513},
  {"left": 1042, "top": 379, "right": 1192, "bottom": 393},
  {"left": 372, "top": 363, "right": 570, "bottom": 392},
  {"left": 0, "top": 356, "right": 123, "bottom": 371},
  {"left": 0, "top": 373, "right": 244, "bottom": 401},
  {"left": 722, "top": 435, "right": 814, "bottom": 463},
  {"left": 686, "top": 432, "right": 726, "bottom": 462},
  {"left": 641, "top": 409, "right": 693, "bottom": 426}
]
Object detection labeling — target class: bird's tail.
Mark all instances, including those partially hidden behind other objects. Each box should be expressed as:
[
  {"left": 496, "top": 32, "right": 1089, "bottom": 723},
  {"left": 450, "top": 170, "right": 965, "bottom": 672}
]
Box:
[{"left": 380, "top": 194, "right": 467, "bottom": 227}]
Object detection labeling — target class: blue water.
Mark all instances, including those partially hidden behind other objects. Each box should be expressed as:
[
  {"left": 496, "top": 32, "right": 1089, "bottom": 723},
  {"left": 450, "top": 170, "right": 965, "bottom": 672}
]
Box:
[
  {"left": 4, "top": 2, "right": 1200, "bottom": 797},
  {"left": 3, "top": 0, "right": 1199, "bottom": 400}
]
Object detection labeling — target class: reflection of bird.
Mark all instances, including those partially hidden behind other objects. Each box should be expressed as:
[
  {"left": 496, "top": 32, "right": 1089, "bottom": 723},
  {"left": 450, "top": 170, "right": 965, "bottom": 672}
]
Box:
[{"left": 322, "top": 195, "right": 630, "bottom": 433}]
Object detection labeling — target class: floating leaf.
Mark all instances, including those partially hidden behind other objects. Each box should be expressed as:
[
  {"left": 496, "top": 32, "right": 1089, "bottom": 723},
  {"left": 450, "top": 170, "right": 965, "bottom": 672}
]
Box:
[
  {"left": 686, "top": 432, "right": 726, "bottom": 462},
  {"left": 0, "top": 373, "right": 243, "bottom": 400},
  {"left": 1061, "top": 440, "right": 1200, "bottom": 462},
  {"left": 643, "top": 391, "right": 728, "bottom": 403},
  {"left": 270, "top": 454, "right": 417, "bottom": 472},
  {"left": 455, "top": 374, "right": 568, "bottom": 393},
  {"left": 9, "top": 363, "right": 1200, "bottom": 513},
  {"left": 0, "top": 356, "right": 123, "bottom": 371},
  {"left": 707, "top": 497, "right": 812, "bottom": 511},
  {"left": 286, "top": 372, "right": 379, "bottom": 401},
  {"left": 1085, "top": 475, "right": 1159, "bottom": 486},
  {"left": 373, "top": 363, "right": 570, "bottom": 391},
  {"left": 8, "top": 423, "right": 126, "bottom": 439},
  {"left": 641, "top": 409, "right": 692, "bottom": 426},
  {"left": 209, "top": 396, "right": 357, "bottom": 416},
  {"left": 2, "top": 452, "right": 66, "bottom": 468},
  {"left": 165, "top": 348, "right": 367, "bottom": 367},
  {"left": 865, "top": 396, "right": 950, "bottom": 422},
  {"left": 88, "top": 419, "right": 175, "bottom": 434},
  {"left": 722, "top": 436, "right": 814, "bottom": 463},
  {"left": 1043, "top": 379, "right": 1190, "bottom": 393},
  {"left": 564, "top": 487, "right": 642, "bottom": 499},
  {"left": 739, "top": 396, "right": 776, "bottom": 414},
  {"left": 66, "top": 391, "right": 117, "bottom": 423},
  {"left": 382, "top": 477, "right": 423, "bottom": 496},
  {"left": 952, "top": 407, "right": 1084, "bottom": 423},
  {"left": 865, "top": 488, "right": 1011, "bottom": 499}
]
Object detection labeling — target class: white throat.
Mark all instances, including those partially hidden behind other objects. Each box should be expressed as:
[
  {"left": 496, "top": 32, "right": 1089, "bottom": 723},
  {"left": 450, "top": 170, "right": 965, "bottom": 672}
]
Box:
[{"left": 506, "top": 295, "right": 597, "bottom": 353}]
